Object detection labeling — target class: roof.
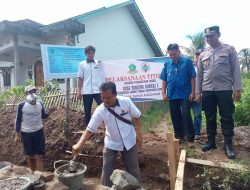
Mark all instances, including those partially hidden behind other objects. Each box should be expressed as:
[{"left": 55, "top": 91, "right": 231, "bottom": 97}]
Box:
[
  {"left": 73, "top": 0, "right": 163, "bottom": 57},
  {"left": 39, "top": 19, "right": 85, "bottom": 36},
  {"left": 0, "top": 19, "right": 85, "bottom": 37},
  {"left": 0, "top": 19, "right": 43, "bottom": 36}
]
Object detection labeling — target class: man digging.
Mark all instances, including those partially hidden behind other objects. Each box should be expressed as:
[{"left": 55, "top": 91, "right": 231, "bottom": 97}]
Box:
[
  {"left": 73, "top": 82, "right": 142, "bottom": 187},
  {"left": 14, "top": 85, "right": 49, "bottom": 173}
]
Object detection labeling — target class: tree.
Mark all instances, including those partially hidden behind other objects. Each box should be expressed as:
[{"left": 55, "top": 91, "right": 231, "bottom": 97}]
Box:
[
  {"left": 186, "top": 32, "right": 206, "bottom": 57},
  {"left": 238, "top": 48, "right": 250, "bottom": 72}
]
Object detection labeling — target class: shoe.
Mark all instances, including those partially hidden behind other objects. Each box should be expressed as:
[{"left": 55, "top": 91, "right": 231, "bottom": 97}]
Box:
[
  {"left": 195, "top": 135, "right": 201, "bottom": 140},
  {"left": 202, "top": 143, "right": 217, "bottom": 151},
  {"left": 201, "top": 135, "right": 217, "bottom": 152},
  {"left": 187, "top": 138, "right": 194, "bottom": 143},
  {"left": 224, "top": 136, "right": 235, "bottom": 159},
  {"left": 175, "top": 137, "right": 185, "bottom": 144}
]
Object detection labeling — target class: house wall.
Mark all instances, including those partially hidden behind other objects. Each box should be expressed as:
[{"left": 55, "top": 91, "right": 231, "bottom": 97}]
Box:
[
  {"left": 17, "top": 48, "right": 41, "bottom": 85},
  {"left": 0, "top": 35, "right": 13, "bottom": 53},
  {"left": 77, "top": 6, "right": 155, "bottom": 60},
  {"left": 18, "top": 35, "right": 43, "bottom": 50},
  {"left": 45, "top": 34, "right": 69, "bottom": 45}
]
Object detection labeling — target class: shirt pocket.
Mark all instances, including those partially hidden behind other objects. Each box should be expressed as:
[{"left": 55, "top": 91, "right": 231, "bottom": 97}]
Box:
[
  {"left": 166, "top": 68, "right": 175, "bottom": 82},
  {"left": 201, "top": 56, "right": 210, "bottom": 70},
  {"left": 217, "top": 53, "right": 229, "bottom": 64}
]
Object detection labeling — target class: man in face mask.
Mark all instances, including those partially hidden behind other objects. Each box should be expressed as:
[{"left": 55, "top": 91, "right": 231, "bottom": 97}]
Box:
[{"left": 14, "top": 85, "right": 49, "bottom": 173}]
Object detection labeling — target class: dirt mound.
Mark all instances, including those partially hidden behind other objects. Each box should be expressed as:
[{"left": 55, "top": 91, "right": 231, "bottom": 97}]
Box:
[
  {"left": 0, "top": 107, "right": 104, "bottom": 176},
  {"left": 0, "top": 107, "right": 170, "bottom": 189},
  {"left": 234, "top": 126, "right": 250, "bottom": 149}
]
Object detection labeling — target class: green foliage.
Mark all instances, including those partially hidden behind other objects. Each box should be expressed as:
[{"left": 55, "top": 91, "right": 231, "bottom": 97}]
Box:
[
  {"left": 186, "top": 32, "right": 205, "bottom": 57},
  {"left": 0, "top": 86, "right": 25, "bottom": 109},
  {"left": 38, "top": 80, "right": 60, "bottom": 102},
  {"left": 234, "top": 78, "right": 250, "bottom": 126},
  {"left": 141, "top": 101, "right": 168, "bottom": 132},
  {"left": 0, "top": 79, "right": 59, "bottom": 109},
  {"left": 197, "top": 164, "right": 250, "bottom": 190},
  {"left": 238, "top": 48, "right": 250, "bottom": 72},
  {"left": 25, "top": 79, "right": 35, "bottom": 86},
  {"left": 40, "top": 80, "right": 60, "bottom": 95},
  {"left": 183, "top": 145, "right": 197, "bottom": 158}
]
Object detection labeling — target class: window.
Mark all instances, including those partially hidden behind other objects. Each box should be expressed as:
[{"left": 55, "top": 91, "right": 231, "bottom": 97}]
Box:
[
  {"left": 2, "top": 69, "right": 11, "bottom": 86},
  {"left": 28, "top": 65, "right": 33, "bottom": 79}
]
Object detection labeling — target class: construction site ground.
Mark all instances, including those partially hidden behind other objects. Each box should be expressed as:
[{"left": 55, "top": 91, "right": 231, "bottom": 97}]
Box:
[{"left": 0, "top": 107, "right": 249, "bottom": 189}]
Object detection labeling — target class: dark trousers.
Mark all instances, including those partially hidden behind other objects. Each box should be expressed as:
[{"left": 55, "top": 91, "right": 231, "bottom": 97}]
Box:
[
  {"left": 101, "top": 145, "right": 141, "bottom": 187},
  {"left": 169, "top": 99, "right": 194, "bottom": 141},
  {"left": 83, "top": 93, "right": 102, "bottom": 125},
  {"left": 202, "top": 91, "right": 235, "bottom": 137}
]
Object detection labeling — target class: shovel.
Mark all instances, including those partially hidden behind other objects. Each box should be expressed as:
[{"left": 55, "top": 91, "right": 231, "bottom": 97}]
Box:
[{"left": 68, "top": 155, "right": 78, "bottom": 173}]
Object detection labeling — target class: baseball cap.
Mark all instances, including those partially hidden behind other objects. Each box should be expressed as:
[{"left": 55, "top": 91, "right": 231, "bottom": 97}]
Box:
[
  {"left": 25, "top": 85, "right": 37, "bottom": 93},
  {"left": 204, "top": 26, "right": 220, "bottom": 36}
]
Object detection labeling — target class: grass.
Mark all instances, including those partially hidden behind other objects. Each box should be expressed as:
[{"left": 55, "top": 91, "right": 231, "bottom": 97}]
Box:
[
  {"left": 183, "top": 144, "right": 198, "bottom": 158},
  {"left": 141, "top": 100, "right": 168, "bottom": 132},
  {"left": 197, "top": 161, "right": 250, "bottom": 189}
]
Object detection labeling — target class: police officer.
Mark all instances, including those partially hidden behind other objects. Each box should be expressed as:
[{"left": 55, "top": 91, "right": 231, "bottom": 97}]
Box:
[{"left": 195, "top": 26, "right": 242, "bottom": 159}]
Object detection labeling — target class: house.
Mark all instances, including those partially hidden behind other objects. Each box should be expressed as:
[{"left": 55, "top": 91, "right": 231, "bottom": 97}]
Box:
[{"left": 0, "top": 0, "right": 163, "bottom": 87}]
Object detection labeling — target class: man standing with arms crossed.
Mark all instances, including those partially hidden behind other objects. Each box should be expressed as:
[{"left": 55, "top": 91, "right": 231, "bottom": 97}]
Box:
[{"left": 196, "top": 26, "right": 242, "bottom": 159}]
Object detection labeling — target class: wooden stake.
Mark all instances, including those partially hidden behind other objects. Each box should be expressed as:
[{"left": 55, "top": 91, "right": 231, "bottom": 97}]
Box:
[
  {"left": 175, "top": 150, "right": 186, "bottom": 190},
  {"left": 167, "top": 132, "right": 177, "bottom": 190},
  {"left": 174, "top": 139, "right": 180, "bottom": 170},
  {"left": 65, "top": 78, "right": 70, "bottom": 137}
]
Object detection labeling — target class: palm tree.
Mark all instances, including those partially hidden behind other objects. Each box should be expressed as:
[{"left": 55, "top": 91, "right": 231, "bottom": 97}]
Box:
[
  {"left": 238, "top": 48, "right": 250, "bottom": 72},
  {"left": 186, "top": 32, "right": 206, "bottom": 57}
]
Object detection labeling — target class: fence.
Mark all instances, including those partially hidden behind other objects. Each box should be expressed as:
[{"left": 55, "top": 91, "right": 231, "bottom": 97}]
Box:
[
  {"left": 0, "top": 86, "right": 11, "bottom": 93},
  {"left": 0, "top": 88, "right": 153, "bottom": 113}
]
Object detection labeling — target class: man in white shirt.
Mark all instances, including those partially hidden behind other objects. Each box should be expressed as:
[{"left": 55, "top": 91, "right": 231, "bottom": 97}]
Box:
[
  {"left": 73, "top": 82, "right": 142, "bottom": 187},
  {"left": 77, "top": 45, "right": 104, "bottom": 125}
]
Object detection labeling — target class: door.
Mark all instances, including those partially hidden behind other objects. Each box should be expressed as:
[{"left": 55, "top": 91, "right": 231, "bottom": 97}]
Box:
[{"left": 34, "top": 60, "right": 44, "bottom": 86}]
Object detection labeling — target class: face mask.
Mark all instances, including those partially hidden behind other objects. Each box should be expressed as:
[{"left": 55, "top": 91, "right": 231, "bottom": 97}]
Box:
[{"left": 26, "top": 93, "right": 38, "bottom": 105}]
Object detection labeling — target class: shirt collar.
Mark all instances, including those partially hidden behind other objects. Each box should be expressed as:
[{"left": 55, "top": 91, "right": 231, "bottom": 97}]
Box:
[
  {"left": 105, "top": 98, "right": 120, "bottom": 108},
  {"left": 86, "top": 59, "right": 95, "bottom": 63},
  {"left": 171, "top": 57, "right": 182, "bottom": 65}
]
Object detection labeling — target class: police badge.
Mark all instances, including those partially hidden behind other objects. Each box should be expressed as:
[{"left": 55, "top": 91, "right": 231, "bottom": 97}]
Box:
[{"left": 202, "top": 60, "right": 209, "bottom": 67}]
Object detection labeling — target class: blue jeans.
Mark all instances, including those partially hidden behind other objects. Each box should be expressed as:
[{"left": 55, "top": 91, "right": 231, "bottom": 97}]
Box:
[
  {"left": 169, "top": 99, "right": 194, "bottom": 141},
  {"left": 191, "top": 101, "right": 202, "bottom": 135}
]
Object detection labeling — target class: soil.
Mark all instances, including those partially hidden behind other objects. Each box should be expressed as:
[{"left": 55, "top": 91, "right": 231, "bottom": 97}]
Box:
[
  {"left": 0, "top": 107, "right": 249, "bottom": 189},
  {"left": 0, "top": 177, "right": 29, "bottom": 190}
]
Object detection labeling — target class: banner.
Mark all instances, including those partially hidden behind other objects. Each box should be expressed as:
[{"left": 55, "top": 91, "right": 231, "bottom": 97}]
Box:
[
  {"left": 41, "top": 44, "right": 86, "bottom": 79},
  {"left": 102, "top": 57, "right": 169, "bottom": 102},
  {"left": 41, "top": 44, "right": 169, "bottom": 102}
]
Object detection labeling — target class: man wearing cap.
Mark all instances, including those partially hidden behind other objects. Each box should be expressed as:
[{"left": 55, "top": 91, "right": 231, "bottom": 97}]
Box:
[
  {"left": 191, "top": 49, "right": 203, "bottom": 140},
  {"left": 160, "top": 43, "right": 196, "bottom": 144},
  {"left": 14, "top": 85, "right": 49, "bottom": 172},
  {"left": 77, "top": 45, "right": 104, "bottom": 126},
  {"left": 195, "top": 26, "right": 242, "bottom": 159}
]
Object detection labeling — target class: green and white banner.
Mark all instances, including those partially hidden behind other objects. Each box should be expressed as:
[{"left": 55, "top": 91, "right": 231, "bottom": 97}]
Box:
[{"left": 102, "top": 57, "right": 169, "bottom": 102}]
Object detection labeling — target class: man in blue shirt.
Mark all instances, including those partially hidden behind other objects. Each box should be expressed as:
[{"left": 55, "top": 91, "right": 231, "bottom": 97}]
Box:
[{"left": 160, "top": 43, "right": 196, "bottom": 143}]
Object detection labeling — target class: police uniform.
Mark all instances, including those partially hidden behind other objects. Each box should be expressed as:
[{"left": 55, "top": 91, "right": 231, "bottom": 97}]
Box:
[{"left": 196, "top": 26, "right": 242, "bottom": 159}]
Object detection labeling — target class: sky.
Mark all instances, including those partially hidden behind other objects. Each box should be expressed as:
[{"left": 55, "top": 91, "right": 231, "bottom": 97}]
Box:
[{"left": 1, "top": 0, "right": 249, "bottom": 52}]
